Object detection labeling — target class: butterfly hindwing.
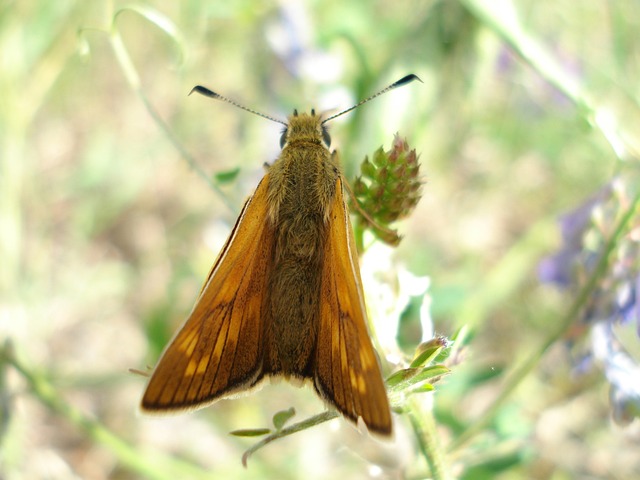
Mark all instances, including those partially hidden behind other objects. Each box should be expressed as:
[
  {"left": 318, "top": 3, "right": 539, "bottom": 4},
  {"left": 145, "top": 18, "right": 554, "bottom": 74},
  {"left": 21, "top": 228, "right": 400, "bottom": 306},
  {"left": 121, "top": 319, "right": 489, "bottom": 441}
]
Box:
[{"left": 141, "top": 174, "right": 275, "bottom": 411}]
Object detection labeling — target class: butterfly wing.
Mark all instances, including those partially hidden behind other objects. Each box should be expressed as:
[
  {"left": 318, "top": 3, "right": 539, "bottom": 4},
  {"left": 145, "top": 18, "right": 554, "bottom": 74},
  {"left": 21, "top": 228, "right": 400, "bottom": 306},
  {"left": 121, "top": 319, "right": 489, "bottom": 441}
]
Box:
[
  {"left": 141, "top": 174, "right": 274, "bottom": 412},
  {"left": 314, "top": 177, "right": 392, "bottom": 436}
]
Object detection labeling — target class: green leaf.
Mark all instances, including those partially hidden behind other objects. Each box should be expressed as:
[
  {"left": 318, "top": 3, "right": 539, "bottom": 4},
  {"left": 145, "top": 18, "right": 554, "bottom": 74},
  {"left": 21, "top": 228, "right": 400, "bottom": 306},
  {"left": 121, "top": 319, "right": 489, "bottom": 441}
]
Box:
[
  {"left": 450, "top": 324, "right": 471, "bottom": 348},
  {"left": 388, "top": 365, "right": 450, "bottom": 392},
  {"left": 114, "top": 5, "right": 185, "bottom": 65},
  {"left": 229, "top": 428, "right": 271, "bottom": 437},
  {"left": 411, "top": 335, "right": 453, "bottom": 367},
  {"left": 272, "top": 407, "right": 296, "bottom": 431},
  {"left": 409, "top": 345, "right": 444, "bottom": 368},
  {"left": 214, "top": 167, "right": 241, "bottom": 184},
  {"left": 386, "top": 367, "right": 419, "bottom": 388},
  {"left": 410, "top": 365, "right": 450, "bottom": 385},
  {"left": 410, "top": 383, "right": 435, "bottom": 394}
]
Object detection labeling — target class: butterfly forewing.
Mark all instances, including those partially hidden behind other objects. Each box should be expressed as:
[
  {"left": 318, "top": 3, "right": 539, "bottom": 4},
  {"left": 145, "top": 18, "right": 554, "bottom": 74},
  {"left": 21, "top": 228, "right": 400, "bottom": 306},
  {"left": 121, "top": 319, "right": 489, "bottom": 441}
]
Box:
[
  {"left": 315, "top": 177, "right": 392, "bottom": 436},
  {"left": 141, "top": 175, "right": 275, "bottom": 411}
]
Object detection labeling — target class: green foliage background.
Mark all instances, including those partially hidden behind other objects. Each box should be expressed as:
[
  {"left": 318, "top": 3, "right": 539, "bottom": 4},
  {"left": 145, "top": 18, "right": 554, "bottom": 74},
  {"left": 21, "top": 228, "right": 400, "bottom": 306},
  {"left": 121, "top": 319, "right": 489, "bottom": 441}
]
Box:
[{"left": 1, "top": 0, "right": 639, "bottom": 478}]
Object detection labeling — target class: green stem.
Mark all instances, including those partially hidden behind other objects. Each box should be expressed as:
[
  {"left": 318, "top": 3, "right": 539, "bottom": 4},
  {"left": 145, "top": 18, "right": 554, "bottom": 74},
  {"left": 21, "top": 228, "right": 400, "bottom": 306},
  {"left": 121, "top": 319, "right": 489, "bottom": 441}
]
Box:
[
  {"left": 0, "top": 341, "right": 209, "bottom": 480},
  {"left": 241, "top": 410, "right": 339, "bottom": 467},
  {"left": 408, "top": 396, "right": 451, "bottom": 480},
  {"left": 460, "top": 0, "right": 589, "bottom": 109},
  {"left": 461, "top": 0, "right": 632, "bottom": 160},
  {"left": 106, "top": 8, "right": 235, "bottom": 212}
]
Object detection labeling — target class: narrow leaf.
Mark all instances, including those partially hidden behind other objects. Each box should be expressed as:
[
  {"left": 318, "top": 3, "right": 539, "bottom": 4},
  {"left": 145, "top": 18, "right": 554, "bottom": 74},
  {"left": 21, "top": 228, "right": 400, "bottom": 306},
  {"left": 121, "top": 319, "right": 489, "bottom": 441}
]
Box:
[
  {"left": 229, "top": 428, "right": 271, "bottom": 437},
  {"left": 386, "top": 367, "right": 419, "bottom": 388},
  {"left": 409, "top": 383, "right": 435, "bottom": 394},
  {"left": 410, "top": 345, "right": 444, "bottom": 368},
  {"left": 214, "top": 167, "right": 241, "bottom": 184}
]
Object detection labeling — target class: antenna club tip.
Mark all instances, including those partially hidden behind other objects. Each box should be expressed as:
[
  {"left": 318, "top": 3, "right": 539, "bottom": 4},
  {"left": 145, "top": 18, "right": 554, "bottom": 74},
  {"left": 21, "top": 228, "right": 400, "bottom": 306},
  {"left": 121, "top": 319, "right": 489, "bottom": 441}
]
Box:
[
  {"left": 395, "top": 74, "right": 423, "bottom": 87},
  {"left": 189, "top": 85, "right": 219, "bottom": 98}
]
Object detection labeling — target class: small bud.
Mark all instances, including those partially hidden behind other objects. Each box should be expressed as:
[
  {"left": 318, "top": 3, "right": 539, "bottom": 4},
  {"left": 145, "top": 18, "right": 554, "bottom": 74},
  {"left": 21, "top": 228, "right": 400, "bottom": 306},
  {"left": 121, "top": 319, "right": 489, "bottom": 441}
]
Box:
[
  {"left": 360, "top": 156, "right": 376, "bottom": 178},
  {"left": 352, "top": 134, "right": 424, "bottom": 245}
]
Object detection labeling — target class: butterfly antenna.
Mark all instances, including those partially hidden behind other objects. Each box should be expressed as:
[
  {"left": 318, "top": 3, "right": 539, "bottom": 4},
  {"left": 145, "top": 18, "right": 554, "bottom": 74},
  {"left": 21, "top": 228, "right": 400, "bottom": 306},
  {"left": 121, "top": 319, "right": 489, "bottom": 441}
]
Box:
[
  {"left": 322, "top": 74, "right": 422, "bottom": 125},
  {"left": 190, "top": 86, "right": 288, "bottom": 127}
]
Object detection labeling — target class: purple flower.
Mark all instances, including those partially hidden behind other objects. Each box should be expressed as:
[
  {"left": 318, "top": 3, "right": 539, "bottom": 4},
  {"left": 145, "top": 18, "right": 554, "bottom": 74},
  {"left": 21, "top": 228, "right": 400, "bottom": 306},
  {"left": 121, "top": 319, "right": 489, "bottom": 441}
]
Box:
[
  {"left": 537, "top": 180, "right": 640, "bottom": 333},
  {"left": 538, "top": 183, "right": 613, "bottom": 288},
  {"left": 591, "top": 322, "right": 640, "bottom": 425},
  {"left": 615, "top": 275, "right": 640, "bottom": 334},
  {"left": 540, "top": 179, "right": 640, "bottom": 425}
]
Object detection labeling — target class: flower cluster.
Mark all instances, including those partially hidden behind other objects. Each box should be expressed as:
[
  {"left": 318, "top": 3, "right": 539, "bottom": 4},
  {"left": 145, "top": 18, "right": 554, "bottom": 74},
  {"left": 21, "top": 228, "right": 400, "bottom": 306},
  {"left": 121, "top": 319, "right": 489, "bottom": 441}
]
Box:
[
  {"left": 352, "top": 134, "right": 422, "bottom": 245},
  {"left": 538, "top": 177, "right": 640, "bottom": 425}
]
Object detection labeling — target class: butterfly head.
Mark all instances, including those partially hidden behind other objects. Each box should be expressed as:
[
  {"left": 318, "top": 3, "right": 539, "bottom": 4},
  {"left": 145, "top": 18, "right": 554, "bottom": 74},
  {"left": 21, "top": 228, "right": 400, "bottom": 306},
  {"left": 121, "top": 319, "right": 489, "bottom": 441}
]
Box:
[{"left": 280, "top": 109, "right": 332, "bottom": 149}]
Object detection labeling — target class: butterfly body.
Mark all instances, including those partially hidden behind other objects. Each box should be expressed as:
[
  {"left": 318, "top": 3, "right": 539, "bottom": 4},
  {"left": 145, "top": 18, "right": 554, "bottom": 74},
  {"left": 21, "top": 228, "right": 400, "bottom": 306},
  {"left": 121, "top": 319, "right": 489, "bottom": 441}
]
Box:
[{"left": 264, "top": 112, "right": 338, "bottom": 377}]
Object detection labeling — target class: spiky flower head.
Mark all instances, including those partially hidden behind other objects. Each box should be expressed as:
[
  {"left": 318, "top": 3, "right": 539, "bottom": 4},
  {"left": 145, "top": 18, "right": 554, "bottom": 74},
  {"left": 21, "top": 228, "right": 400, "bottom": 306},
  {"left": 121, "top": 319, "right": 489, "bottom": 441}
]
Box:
[{"left": 352, "top": 134, "right": 423, "bottom": 245}]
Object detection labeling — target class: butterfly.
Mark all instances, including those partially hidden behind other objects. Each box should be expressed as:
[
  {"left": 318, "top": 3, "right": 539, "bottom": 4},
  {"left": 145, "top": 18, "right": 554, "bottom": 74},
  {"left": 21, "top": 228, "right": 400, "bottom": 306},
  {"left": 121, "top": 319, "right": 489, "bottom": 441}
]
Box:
[{"left": 141, "top": 74, "right": 421, "bottom": 437}]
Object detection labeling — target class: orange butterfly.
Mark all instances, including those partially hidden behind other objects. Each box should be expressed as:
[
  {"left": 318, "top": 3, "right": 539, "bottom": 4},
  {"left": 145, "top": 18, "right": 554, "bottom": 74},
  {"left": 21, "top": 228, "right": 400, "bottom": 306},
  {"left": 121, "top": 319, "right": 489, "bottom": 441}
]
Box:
[{"left": 141, "top": 75, "right": 420, "bottom": 436}]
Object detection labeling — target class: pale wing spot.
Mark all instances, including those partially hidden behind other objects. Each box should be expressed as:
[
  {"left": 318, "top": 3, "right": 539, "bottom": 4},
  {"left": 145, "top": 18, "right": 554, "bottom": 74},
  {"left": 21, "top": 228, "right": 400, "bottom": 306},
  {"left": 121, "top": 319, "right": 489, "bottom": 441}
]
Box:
[
  {"left": 197, "top": 356, "right": 209, "bottom": 375},
  {"left": 178, "top": 329, "right": 199, "bottom": 356},
  {"left": 185, "top": 358, "right": 198, "bottom": 377},
  {"left": 357, "top": 374, "right": 367, "bottom": 394},
  {"left": 359, "top": 349, "right": 374, "bottom": 370},
  {"left": 349, "top": 369, "right": 358, "bottom": 392},
  {"left": 212, "top": 314, "right": 231, "bottom": 360}
]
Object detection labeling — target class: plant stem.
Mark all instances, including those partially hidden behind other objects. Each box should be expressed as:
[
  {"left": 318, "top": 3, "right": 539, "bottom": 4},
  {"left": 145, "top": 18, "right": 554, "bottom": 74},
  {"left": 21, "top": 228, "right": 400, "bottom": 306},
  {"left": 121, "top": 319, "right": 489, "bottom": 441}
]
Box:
[
  {"left": 0, "top": 341, "right": 209, "bottom": 480},
  {"left": 408, "top": 396, "right": 451, "bottom": 480},
  {"left": 242, "top": 410, "right": 339, "bottom": 467},
  {"left": 107, "top": 7, "right": 236, "bottom": 212}
]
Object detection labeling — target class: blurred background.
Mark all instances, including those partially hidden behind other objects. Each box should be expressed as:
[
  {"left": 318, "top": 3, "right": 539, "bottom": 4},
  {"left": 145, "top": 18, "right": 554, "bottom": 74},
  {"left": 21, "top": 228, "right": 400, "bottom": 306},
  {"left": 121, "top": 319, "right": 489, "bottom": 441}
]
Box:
[{"left": 2, "top": 0, "right": 640, "bottom": 478}]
